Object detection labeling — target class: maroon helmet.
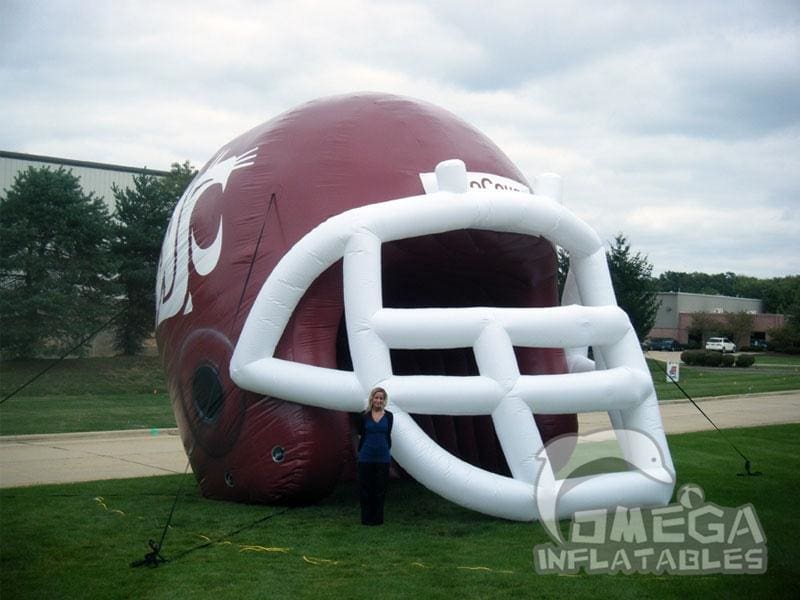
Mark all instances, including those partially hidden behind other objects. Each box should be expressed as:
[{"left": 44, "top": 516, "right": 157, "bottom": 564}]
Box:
[{"left": 155, "top": 92, "right": 576, "bottom": 505}]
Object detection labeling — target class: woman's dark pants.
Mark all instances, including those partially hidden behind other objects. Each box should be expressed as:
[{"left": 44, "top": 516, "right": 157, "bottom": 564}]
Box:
[{"left": 358, "top": 462, "right": 390, "bottom": 525}]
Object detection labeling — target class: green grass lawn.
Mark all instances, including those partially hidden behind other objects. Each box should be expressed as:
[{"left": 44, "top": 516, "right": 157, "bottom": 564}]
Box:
[
  {"left": 0, "top": 394, "right": 176, "bottom": 435},
  {"left": 653, "top": 368, "right": 800, "bottom": 400},
  {"left": 0, "top": 355, "right": 167, "bottom": 397},
  {"left": 646, "top": 358, "right": 800, "bottom": 401},
  {"left": 1, "top": 355, "right": 798, "bottom": 436},
  {"left": 1, "top": 424, "right": 798, "bottom": 599},
  {"left": 753, "top": 353, "right": 800, "bottom": 367},
  {"left": 0, "top": 356, "right": 175, "bottom": 435}
]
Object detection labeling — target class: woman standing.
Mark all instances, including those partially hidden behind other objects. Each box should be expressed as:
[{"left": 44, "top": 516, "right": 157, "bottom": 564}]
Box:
[{"left": 357, "top": 387, "right": 393, "bottom": 525}]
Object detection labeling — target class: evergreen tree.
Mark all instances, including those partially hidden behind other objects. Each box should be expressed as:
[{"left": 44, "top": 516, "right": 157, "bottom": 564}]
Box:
[
  {"left": 160, "top": 160, "right": 197, "bottom": 206},
  {"left": 0, "top": 166, "right": 115, "bottom": 358},
  {"left": 606, "top": 234, "right": 660, "bottom": 341},
  {"left": 111, "top": 162, "right": 196, "bottom": 354}
]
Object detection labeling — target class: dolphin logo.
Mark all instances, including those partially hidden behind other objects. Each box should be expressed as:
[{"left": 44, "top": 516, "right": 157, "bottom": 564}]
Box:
[{"left": 535, "top": 428, "right": 675, "bottom": 544}]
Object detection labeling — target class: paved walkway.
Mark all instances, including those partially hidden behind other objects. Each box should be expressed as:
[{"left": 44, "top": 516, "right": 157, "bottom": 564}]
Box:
[
  {"left": 578, "top": 391, "right": 800, "bottom": 434},
  {"left": 1, "top": 393, "right": 799, "bottom": 488},
  {"left": 0, "top": 427, "right": 188, "bottom": 488}
]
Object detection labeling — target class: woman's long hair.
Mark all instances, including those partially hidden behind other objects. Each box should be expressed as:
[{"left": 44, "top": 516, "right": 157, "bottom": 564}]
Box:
[{"left": 366, "top": 387, "right": 388, "bottom": 412}]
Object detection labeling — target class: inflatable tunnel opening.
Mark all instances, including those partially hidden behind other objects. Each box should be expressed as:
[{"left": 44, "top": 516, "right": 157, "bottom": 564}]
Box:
[{"left": 336, "top": 228, "right": 578, "bottom": 476}]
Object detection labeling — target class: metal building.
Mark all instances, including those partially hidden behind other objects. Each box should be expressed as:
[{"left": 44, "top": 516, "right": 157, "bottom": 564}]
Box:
[{"left": 0, "top": 150, "right": 169, "bottom": 211}]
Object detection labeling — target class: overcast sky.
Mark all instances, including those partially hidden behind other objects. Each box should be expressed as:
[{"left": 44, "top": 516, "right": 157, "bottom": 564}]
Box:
[{"left": 2, "top": 0, "right": 798, "bottom": 279}]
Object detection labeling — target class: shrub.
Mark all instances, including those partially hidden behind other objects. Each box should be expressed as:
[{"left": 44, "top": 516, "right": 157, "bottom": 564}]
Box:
[
  {"left": 681, "top": 350, "right": 705, "bottom": 366},
  {"left": 680, "top": 349, "right": 746, "bottom": 367},
  {"left": 736, "top": 354, "right": 756, "bottom": 368}
]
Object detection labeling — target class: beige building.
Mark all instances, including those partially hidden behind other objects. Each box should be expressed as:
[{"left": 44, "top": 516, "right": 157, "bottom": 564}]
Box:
[{"left": 649, "top": 291, "right": 784, "bottom": 348}]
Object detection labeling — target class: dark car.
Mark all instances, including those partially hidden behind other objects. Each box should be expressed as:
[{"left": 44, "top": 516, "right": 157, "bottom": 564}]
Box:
[{"left": 647, "top": 338, "right": 683, "bottom": 351}]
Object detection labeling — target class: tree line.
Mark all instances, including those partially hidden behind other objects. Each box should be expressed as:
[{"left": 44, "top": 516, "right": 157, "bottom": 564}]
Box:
[
  {"left": 1, "top": 163, "right": 195, "bottom": 359},
  {"left": 559, "top": 235, "right": 800, "bottom": 353},
  {"left": 2, "top": 165, "right": 798, "bottom": 359},
  {"left": 655, "top": 271, "right": 799, "bottom": 316}
]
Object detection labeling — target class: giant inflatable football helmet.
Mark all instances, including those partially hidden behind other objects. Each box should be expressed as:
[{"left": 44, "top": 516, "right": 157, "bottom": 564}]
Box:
[{"left": 156, "top": 93, "right": 674, "bottom": 520}]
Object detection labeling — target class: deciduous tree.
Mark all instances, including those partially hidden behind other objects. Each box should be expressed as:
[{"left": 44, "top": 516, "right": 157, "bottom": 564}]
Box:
[
  {"left": 725, "top": 311, "right": 756, "bottom": 348},
  {"left": 768, "top": 301, "right": 800, "bottom": 354},
  {"left": 688, "top": 311, "right": 720, "bottom": 346}
]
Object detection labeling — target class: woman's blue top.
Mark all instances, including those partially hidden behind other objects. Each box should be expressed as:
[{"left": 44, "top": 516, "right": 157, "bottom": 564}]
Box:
[{"left": 358, "top": 414, "right": 391, "bottom": 463}]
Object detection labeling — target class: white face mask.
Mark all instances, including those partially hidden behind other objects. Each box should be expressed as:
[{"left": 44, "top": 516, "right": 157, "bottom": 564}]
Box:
[{"left": 231, "top": 159, "right": 674, "bottom": 521}]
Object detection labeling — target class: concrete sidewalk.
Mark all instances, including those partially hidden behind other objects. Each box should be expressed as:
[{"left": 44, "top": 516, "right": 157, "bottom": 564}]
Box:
[
  {"left": 0, "top": 427, "right": 189, "bottom": 488},
  {"left": 579, "top": 391, "right": 800, "bottom": 435},
  {"left": 1, "top": 392, "right": 799, "bottom": 488}
]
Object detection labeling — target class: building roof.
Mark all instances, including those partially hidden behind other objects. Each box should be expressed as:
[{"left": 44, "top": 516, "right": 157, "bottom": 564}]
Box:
[
  {"left": 0, "top": 150, "right": 169, "bottom": 177},
  {"left": 657, "top": 291, "right": 762, "bottom": 303}
]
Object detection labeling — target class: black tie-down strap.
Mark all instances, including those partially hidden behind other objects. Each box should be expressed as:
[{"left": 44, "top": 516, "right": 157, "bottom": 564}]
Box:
[
  {"left": 131, "top": 539, "right": 166, "bottom": 568},
  {"left": 648, "top": 358, "right": 762, "bottom": 477}
]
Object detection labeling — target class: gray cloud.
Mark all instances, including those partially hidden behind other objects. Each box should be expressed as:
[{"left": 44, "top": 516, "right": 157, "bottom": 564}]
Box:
[{"left": 1, "top": 0, "right": 798, "bottom": 277}]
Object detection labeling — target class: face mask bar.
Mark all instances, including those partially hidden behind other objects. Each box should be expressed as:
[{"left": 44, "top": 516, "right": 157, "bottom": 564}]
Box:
[{"left": 230, "top": 159, "right": 675, "bottom": 521}]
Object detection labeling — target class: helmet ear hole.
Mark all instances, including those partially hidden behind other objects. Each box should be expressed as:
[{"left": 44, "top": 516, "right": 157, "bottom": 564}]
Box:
[
  {"left": 177, "top": 329, "right": 246, "bottom": 458},
  {"left": 193, "top": 364, "right": 225, "bottom": 422}
]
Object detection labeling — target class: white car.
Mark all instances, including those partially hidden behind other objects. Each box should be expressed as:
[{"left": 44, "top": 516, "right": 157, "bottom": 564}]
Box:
[{"left": 705, "top": 337, "right": 737, "bottom": 353}]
